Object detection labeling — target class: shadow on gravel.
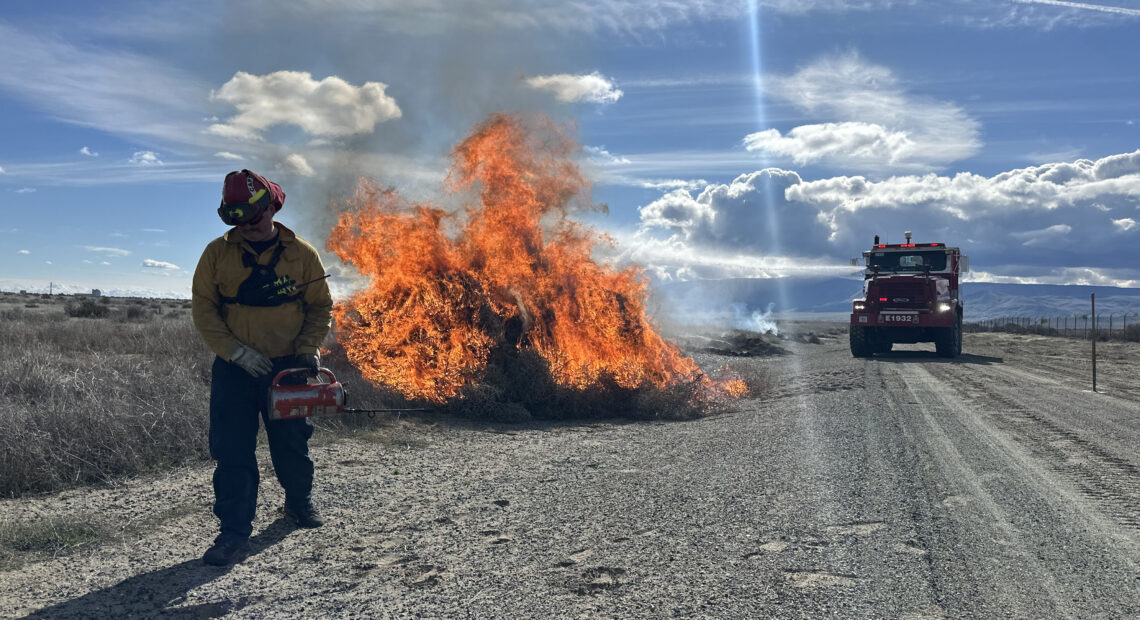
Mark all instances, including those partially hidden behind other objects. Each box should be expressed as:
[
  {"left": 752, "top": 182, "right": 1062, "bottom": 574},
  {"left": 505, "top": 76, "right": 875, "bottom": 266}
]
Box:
[
  {"left": 871, "top": 351, "right": 1004, "bottom": 365},
  {"left": 17, "top": 518, "right": 295, "bottom": 620}
]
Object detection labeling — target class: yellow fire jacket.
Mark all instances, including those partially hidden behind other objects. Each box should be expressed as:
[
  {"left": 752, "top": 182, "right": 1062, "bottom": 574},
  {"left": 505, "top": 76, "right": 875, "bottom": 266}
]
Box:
[{"left": 192, "top": 222, "right": 333, "bottom": 361}]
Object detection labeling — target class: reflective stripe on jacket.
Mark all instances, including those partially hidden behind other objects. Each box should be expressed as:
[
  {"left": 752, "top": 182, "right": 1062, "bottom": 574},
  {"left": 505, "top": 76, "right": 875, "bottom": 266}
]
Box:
[{"left": 192, "top": 222, "right": 333, "bottom": 361}]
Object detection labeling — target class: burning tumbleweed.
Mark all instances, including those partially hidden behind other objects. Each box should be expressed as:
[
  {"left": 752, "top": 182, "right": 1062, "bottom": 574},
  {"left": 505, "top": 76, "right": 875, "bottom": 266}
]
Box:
[{"left": 327, "top": 114, "right": 745, "bottom": 420}]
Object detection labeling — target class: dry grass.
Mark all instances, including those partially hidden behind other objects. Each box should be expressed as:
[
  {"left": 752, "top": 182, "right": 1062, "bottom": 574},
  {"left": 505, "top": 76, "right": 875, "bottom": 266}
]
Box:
[
  {"left": 0, "top": 304, "right": 214, "bottom": 496},
  {"left": 0, "top": 292, "right": 773, "bottom": 497},
  {"left": 0, "top": 294, "right": 418, "bottom": 498}
]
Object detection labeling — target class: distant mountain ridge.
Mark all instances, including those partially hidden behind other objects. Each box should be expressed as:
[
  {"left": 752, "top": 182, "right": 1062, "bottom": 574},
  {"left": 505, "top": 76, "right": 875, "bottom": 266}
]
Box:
[
  {"left": 0, "top": 280, "right": 188, "bottom": 300},
  {"left": 652, "top": 277, "right": 1140, "bottom": 322},
  {"left": 6, "top": 277, "right": 1140, "bottom": 322}
]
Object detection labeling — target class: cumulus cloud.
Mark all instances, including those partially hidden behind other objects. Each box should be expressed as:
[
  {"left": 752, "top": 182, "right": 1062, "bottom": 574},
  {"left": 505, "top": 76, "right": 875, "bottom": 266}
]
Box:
[
  {"left": 143, "top": 259, "right": 180, "bottom": 270},
  {"left": 745, "top": 52, "right": 980, "bottom": 170},
  {"left": 525, "top": 72, "right": 622, "bottom": 104},
  {"left": 214, "top": 151, "right": 244, "bottom": 160},
  {"left": 79, "top": 146, "right": 99, "bottom": 157},
  {"left": 208, "top": 71, "right": 402, "bottom": 140},
  {"left": 633, "top": 150, "right": 1140, "bottom": 282},
  {"left": 637, "top": 168, "right": 831, "bottom": 266},
  {"left": 84, "top": 246, "right": 131, "bottom": 257},
  {"left": 17, "top": 250, "right": 30, "bottom": 255},
  {"left": 279, "top": 153, "right": 316, "bottom": 177},
  {"left": 129, "top": 151, "right": 164, "bottom": 166},
  {"left": 745, "top": 122, "right": 915, "bottom": 166}
]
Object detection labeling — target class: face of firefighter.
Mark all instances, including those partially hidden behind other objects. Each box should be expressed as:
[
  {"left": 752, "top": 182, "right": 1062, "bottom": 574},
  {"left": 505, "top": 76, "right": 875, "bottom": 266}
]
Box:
[{"left": 239, "top": 205, "right": 278, "bottom": 242}]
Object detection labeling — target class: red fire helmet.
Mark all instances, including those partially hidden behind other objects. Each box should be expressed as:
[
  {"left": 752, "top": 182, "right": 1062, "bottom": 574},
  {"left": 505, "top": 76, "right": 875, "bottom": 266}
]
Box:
[{"left": 218, "top": 169, "right": 286, "bottom": 226}]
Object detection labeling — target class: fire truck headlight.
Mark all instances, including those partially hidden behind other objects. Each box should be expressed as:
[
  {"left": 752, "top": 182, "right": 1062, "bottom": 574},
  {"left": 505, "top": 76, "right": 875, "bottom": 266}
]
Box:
[
  {"left": 853, "top": 301, "right": 866, "bottom": 311},
  {"left": 938, "top": 302, "right": 952, "bottom": 313}
]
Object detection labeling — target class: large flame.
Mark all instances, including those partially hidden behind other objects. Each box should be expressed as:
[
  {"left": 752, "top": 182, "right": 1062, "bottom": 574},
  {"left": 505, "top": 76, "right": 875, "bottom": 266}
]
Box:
[{"left": 328, "top": 114, "right": 741, "bottom": 405}]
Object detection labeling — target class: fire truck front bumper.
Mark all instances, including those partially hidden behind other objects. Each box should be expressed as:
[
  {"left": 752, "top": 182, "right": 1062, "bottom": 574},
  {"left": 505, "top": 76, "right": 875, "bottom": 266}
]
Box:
[{"left": 850, "top": 310, "right": 957, "bottom": 328}]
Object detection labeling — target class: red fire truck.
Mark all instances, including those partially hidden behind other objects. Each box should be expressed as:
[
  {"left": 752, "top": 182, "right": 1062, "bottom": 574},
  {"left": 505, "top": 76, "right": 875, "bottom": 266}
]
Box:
[{"left": 850, "top": 232, "right": 967, "bottom": 358}]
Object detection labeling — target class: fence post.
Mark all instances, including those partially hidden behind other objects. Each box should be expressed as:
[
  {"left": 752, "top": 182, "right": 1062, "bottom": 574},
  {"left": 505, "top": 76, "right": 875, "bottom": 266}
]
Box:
[{"left": 1091, "top": 294, "right": 1096, "bottom": 393}]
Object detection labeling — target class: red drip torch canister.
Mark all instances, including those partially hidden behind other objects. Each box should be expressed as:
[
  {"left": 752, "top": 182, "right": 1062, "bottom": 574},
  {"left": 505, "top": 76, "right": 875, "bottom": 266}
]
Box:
[{"left": 269, "top": 368, "right": 346, "bottom": 421}]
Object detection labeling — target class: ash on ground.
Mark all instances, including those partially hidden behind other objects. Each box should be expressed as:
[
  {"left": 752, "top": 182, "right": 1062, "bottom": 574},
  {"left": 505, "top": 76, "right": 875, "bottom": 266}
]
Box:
[{"left": 673, "top": 329, "right": 789, "bottom": 357}]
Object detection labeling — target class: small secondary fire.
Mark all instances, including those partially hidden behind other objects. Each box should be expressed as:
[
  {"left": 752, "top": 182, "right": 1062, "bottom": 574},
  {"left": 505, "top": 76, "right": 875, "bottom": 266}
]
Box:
[{"left": 327, "top": 114, "right": 744, "bottom": 409}]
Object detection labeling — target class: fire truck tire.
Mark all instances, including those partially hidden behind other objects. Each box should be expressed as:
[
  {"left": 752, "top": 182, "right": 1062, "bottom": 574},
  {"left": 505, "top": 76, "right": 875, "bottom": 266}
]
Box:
[
  {"left": 936, "top": 316, "right": 962, "bottom": 358},
  {"left": 873, "top": 340, "right": 893, "bottom": 354},
  {"left": 850, "top": 325, "right": 872, "bottom": 358}
]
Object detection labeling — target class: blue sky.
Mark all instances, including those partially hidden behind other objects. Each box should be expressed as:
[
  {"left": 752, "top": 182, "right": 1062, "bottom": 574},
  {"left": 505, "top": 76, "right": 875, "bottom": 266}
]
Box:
[{"left": 2, "top": 0, "right": 1139, "bottom": 297}]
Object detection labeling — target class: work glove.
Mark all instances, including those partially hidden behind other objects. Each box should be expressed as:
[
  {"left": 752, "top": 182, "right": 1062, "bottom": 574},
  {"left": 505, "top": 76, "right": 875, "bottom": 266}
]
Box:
[
  {"left": 294, "top": 353, "right": 320, "bottom": 378},
  {"left": 230, "top": 345, "right": 273, "bottom": 377}
]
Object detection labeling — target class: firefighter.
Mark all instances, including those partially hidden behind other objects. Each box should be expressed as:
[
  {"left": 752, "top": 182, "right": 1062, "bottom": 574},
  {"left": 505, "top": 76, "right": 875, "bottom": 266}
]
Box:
[{"left": 192, "top": 169, "right": 333, "bottom": 566}]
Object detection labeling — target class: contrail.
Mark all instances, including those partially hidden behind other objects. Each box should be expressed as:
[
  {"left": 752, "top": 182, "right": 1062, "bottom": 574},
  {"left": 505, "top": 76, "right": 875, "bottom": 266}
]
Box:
[{"left": 1014, "top": 0, "right": 1140, "bottom": 16}]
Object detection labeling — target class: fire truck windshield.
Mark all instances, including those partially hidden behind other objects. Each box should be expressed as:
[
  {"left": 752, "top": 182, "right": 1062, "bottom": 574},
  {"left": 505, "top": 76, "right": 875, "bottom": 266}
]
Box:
[{"left": 869, "top": 250, "right": 948, "bottom": 272}]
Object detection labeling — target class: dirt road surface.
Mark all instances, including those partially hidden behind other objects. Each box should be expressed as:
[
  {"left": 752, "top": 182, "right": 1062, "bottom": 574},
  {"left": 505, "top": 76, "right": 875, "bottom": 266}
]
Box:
[{"left": 2, "top": 330, "right": 1138, "bottom": 618}]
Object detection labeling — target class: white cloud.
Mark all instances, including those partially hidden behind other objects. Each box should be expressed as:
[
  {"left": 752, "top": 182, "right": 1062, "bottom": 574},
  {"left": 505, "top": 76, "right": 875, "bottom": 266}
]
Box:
[
  {"left": 142, "top": 228, "right": 167, "bottom": 233},
  {"left": 214, "top": 151, "right": 244, "bottom": 160},
  {"left": 1113, "top": 217, "right": 1137, "bottom": 231},
  {"left": 1013, "top": 0, "right": 1140, "bottom": 17},
  {"left": 277, "top": 1, "right": 898, "bottom": 35},
  {"left": 525, "top": 72, "right": 622, "bottom": 104},
  {"left": 208, "top": 71, "right": 402, "bottom": 140},
  {"left": 969, "top": 266, "right": 1138, "bottom": 288},
  {"left": 17, "top": 250, "right": 29, "bottom": 255},
  {"left": 14, "top": 187, "right": 35, "bottom": 194},
  {"left": 84, "top": 246, "right": 131, "bottom": 257},
  {"left": 635, "top": 178, "right": 708, "bottom": 191},
  {"left": 1026, "top": 147, "right": 1083, "bottom": 163},
  {"left": 143, "top": 259, "right": 180, "bottom": 270},
  {"left": 1010, "top": 223, "right": 1072, "bottom": 246},
  {"left": 0, "top": 23, "right": 209, "bottom": 148},
  {"left": 79, "top": 146, "right": 99, "bottom": 157},
  {"left": 0, "top": 165, "right": 5, "bottom": 174},
  {"left": 584, "top": 145, "right": 631, "bottom": 165},
  {"left": 637, "top": 168, "right": 828, "bottom": 257},
  {"left": 129, "top": 151, "right": 164, "bottom": 166},
  {"left": 632, "top": 150, "right": 1140, "bottom": 283},
  {"left": 745, "top": 122, "right": 915, "bottom": 166},
  {"left": 746, "top": 52, "right": 980, "bottom": 169},
  {"left": 279, "top": 153, "right": 316, "bottom": 177}
]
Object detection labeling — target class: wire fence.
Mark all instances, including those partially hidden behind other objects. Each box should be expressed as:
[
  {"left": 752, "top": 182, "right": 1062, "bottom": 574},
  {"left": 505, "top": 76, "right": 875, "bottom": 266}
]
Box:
[{"left": 966, "top": 312, "right": 1140, "bottom": 341}]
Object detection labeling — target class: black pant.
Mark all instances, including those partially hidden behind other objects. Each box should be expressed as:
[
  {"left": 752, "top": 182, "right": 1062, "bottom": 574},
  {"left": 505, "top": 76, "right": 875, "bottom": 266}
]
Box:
[{"left": 209, "top": 356, "right": 315, "bottom": 540}]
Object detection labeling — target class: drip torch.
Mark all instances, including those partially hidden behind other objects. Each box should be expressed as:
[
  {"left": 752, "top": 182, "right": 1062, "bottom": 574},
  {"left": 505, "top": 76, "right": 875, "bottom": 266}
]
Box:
[{"left": 268, "top": 368, "right": 426, "bottom": 421}]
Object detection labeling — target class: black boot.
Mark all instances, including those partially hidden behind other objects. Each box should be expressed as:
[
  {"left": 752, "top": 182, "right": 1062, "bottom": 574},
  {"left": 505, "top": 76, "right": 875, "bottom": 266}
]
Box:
[
  {"left": 285, "top": 503, "right": 324, "bottom": 528},
  {"left": 202, "top": 535, "right": 251, "bottom": 566}
]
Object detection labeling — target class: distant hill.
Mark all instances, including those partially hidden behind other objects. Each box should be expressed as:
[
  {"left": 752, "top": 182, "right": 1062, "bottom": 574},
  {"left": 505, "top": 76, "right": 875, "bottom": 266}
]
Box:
[{"left": 651, "top": 277, "right": 1140, "bottom": 323}]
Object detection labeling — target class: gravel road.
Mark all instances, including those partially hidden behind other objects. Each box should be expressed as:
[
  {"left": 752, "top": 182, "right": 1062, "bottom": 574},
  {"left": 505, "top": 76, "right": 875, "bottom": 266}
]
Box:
[{"left": 2, "top": 330, "right": 1138, "bottom": 618}]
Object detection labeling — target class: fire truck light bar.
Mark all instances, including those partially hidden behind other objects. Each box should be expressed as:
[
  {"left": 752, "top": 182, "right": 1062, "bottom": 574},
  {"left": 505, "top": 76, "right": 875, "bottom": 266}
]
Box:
[{"left": 874, "top": 242, "right": 946, "bottom": 248}]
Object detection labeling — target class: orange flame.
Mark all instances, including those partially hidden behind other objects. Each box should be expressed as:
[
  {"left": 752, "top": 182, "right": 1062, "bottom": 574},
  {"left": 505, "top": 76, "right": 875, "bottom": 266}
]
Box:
[{"left": 328, "top": 114, "right": 737, "bottom": 405}]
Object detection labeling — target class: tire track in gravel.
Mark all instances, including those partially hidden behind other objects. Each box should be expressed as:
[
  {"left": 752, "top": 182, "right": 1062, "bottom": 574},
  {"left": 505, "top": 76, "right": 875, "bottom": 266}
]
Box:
[
  {"left": 890, "top": 361, "right": 1140, "bottom": 617},
  {"left": 924, "top": 361, "right": 1140, "bottom": 532}
]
